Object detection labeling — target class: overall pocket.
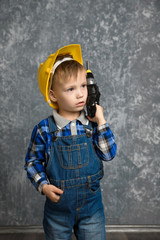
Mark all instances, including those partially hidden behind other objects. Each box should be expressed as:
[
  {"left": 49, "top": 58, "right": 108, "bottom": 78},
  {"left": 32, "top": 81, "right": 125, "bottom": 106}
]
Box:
[
  {"left": 89, "top": 179, "right": 101, "bottom": 194},
  {"left": 58, "top": 142, "right": 89, "bottom": 169}
]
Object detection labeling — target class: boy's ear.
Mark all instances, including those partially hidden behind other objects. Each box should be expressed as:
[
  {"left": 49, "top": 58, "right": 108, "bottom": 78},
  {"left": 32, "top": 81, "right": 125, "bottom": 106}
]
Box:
[{"left": 49, "top": 90, "right": 57, "bottom": 103}]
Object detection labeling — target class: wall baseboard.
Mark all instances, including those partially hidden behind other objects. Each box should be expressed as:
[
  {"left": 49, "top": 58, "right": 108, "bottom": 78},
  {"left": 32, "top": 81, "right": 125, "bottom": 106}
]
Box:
[
  {"left": 0, "top": 225, "right": 160, "bottom": 234},
  {"left": 106, "top": 225, "right": 160, "bottom": 233}
]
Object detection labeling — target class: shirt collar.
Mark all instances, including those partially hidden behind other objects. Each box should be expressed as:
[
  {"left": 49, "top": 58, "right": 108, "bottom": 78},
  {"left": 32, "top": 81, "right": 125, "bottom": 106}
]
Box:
[{"left": 52, "top": 109, "right": 88, "bottom": 129}]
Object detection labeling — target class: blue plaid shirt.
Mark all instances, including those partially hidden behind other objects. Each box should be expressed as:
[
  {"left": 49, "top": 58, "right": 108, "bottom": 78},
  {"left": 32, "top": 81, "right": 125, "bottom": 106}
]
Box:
[{"left": 24, "top": 112, "right": 117, "bottom": 193}]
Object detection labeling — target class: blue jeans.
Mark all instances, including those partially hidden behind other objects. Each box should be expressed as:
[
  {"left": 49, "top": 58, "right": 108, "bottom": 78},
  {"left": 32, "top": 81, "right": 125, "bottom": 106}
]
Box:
[{"left": 43, "top": 197, "right": 106, "bottom": 240}]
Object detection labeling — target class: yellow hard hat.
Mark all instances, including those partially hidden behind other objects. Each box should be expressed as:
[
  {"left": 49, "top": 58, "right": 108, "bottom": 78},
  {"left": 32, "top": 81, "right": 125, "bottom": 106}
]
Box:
[{"left": 37, "top": 44, "right": 83, "bottom": 109}]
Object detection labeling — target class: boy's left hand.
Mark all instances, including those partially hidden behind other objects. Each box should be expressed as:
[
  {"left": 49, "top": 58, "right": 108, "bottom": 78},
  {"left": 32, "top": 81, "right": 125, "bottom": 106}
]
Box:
[{"left": 87, "top": 104, "right": 106, "bottom": 126}]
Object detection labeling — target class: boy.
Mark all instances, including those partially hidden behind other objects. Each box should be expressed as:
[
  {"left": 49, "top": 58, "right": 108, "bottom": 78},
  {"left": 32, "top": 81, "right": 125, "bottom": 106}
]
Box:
[{"left": 25, "top": 44, "right": 117, "bottom": 240}]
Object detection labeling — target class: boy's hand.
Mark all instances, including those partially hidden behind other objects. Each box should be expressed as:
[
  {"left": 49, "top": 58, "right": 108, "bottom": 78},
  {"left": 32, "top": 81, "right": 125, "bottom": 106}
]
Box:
[
  {"left": 87, "top": 104, "right": 106, "bottom": 126},
  {"left": 42, "top": 184, "right": 64, "bottom": 203}
]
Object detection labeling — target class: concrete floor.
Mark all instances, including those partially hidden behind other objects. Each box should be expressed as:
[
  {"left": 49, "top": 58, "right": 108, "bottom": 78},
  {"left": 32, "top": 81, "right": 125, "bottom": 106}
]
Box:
[{"left": 0, "top": 232, "right": 160, "bottom": 240}]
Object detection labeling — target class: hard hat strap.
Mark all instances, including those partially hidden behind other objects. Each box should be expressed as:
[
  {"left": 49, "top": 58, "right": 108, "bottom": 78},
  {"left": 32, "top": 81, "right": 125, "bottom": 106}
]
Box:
[
  {"left": 48, "top": 57, "right": 74, "bottom": 103},
  {"left": 50, "top": 57, "right": 73, "bottom": 79}
]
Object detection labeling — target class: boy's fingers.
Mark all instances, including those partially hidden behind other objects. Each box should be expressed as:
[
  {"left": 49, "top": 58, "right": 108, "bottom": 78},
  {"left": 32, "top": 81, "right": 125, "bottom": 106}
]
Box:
[
  {"left": 50, "top": 185, "right": 64, "bottom": 194},
  {"left": 51, "top": 193, "right": 61, "bottom": 202},
  {"left": 44, "top": 185, "right": 64, "bottom": 203},
  {"left": 42, "top": 184, "right": 63, "bottom": 198}
]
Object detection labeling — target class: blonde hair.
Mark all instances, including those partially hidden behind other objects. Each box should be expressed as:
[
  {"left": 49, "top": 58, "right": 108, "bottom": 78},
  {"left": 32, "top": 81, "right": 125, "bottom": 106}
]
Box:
[{"left": 51, "top": 54, "right": 85, "bottom": 90}]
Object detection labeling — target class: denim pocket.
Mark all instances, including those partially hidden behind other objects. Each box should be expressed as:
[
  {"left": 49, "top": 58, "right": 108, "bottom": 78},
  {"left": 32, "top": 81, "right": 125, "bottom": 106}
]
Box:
[
  {"left": 47, "top": 193, "right": 63, "bottom": 205},
  {"left": 89, "top": 180, "right": 101, "bottom": 194},
  {"left": 45, "top": 192, "right": 65, "bottom": 210},
  {"left": 58, "top": 143, "right": 89, "bottom": 169}
]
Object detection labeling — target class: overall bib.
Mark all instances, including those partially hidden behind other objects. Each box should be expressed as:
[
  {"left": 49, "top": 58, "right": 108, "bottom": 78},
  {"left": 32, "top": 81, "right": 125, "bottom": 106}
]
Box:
[{"left": 43, "top": 116, "right": 106, "bottom": 240}]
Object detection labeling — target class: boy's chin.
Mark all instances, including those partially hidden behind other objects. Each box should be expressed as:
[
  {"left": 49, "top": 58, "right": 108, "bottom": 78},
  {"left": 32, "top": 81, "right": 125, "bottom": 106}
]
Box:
[{"left": 75, "top": 106, "right": 85, "bottom": 111}]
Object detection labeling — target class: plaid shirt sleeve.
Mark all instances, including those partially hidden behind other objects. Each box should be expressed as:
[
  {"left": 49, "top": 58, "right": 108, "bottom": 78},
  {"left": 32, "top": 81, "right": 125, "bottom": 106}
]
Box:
[
  {"left": 92, "top": 123, "right": 117, "bottom": 161},
  {"left": 24, "top": 120, "right": 50, "bottom": 193}
]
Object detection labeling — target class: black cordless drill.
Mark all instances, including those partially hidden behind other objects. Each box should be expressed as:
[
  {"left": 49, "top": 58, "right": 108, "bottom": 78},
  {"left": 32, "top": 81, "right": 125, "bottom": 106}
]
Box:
[{"left": 86, "top": 61, "right": 100, "bottom": 118}]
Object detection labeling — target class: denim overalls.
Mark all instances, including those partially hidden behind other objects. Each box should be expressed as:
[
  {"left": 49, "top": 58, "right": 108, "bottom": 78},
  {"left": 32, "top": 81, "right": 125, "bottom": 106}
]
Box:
[{"left": 43, "top": 116, "right": 106, "bottom": 240}]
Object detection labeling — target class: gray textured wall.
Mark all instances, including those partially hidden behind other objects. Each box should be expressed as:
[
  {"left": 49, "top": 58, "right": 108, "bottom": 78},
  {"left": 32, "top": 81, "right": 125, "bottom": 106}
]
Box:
[{"left": 0, "top": 0, "right": 160, "bottom": 226}]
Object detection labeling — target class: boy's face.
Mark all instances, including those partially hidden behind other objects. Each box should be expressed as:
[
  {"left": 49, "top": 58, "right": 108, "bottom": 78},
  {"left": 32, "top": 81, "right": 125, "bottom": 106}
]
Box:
[{"left": 49, "top": 69, "right": 88, "bottom": 120}]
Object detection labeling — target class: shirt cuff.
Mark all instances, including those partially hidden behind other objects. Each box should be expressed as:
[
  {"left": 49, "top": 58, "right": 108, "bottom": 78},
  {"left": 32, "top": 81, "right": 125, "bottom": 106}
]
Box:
[
  {"left": 97, "top": 123, "right": 109, "bottom": 133},
  {"left": 38, "top": 180, "right": 50, "bottom": 194}
]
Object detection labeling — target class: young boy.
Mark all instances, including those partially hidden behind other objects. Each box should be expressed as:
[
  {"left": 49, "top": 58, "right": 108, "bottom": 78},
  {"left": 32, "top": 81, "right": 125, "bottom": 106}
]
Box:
[{"left": 25, "top": 44, "right": 117, "bottom": 240}]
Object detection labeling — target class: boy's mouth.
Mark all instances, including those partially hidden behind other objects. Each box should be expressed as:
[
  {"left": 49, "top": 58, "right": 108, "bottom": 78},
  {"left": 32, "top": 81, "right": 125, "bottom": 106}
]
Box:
[{"left": 76, "top": 101, "right": 85, "bottom": 107}]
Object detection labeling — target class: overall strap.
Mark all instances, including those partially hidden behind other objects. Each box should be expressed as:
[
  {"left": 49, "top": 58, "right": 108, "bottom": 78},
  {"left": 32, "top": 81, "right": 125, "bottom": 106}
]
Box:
[
  {"left": 83, "top": 121, "right": 97, "bottom": 138},
  {"left": 48, "top": 115, "right": 58, "bottom": 133},
  {"left": 84, "top": 121, "right": 98, "bottom": 130}
]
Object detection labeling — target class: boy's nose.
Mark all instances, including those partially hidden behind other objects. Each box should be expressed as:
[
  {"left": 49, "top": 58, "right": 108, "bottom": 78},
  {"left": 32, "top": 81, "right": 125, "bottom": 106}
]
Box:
[{"left": 76, "top": 89, "right": 83, "bottom": 98}]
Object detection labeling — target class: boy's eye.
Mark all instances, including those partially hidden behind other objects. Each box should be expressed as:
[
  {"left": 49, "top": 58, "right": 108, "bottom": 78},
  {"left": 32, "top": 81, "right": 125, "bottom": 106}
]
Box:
[
  {"left": 67, "top": 88, "right": 74, "bottom": 92},
  {"left": 82, "top": 84, "right": 87, "bottom": 88}
]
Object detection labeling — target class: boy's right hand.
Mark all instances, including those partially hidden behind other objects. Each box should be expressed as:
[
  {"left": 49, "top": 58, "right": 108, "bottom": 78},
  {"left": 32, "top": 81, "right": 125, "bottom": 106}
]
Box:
[{"left": 42, "top": 184, "right": 64, "bottom": 203}]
